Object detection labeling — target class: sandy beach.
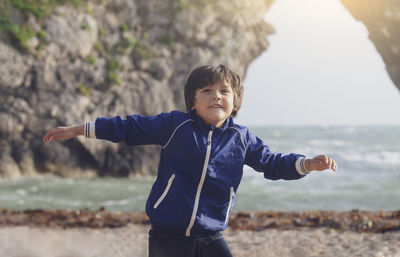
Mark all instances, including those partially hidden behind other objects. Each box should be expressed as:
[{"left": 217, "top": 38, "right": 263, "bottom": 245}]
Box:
[
  {"left": 1, "top": 210, "right": 400, "bottom": 257},
  {"left": 1, "top": 224, "right": 400, "bottom": 257}
]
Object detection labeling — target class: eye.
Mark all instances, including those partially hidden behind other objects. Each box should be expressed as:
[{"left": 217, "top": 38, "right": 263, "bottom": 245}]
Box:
[{"left": 221, "top": 89, "right": 231, "bottom": 94}]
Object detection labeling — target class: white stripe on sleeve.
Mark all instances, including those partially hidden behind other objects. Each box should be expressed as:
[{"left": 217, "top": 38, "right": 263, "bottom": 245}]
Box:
[
  {"left": 295, "top": 157, "right": 311, "bottom": 175},
  {"left": 84, "top": 122, "right": 96, "bottom": 138}
]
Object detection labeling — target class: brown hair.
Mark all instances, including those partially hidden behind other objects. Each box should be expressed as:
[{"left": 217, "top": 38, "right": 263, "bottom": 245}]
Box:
[{"left": 184, "top": 64, "right": 244, "bottom": 117}]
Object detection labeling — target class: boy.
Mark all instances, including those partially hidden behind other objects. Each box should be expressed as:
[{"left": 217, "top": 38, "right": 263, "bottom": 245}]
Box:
[{"left": 43, "top": 64, "right": 337, "bottom": 257}]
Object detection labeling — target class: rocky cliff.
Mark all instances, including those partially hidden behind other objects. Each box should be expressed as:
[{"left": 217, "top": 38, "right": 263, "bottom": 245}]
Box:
[
  {"left": 0, "top": 0, "right": 275, "bottom": 178},
  {"left": 341, "top": 0, "right": 400, "bottom": 91}
]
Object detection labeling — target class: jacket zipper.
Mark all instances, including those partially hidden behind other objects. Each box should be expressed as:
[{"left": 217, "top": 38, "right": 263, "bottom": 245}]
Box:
[
  {"left": 224, "top": 187, "right": 235, "bottom": 225},
  {"left": 153, "top": 174, "right": 175, "bottom": 209},
  {"left": 185, "top": 129, "right": 213, "bottom": 237}
]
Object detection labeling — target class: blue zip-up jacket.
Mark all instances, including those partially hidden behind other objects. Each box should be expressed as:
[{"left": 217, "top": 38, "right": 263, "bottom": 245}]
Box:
[{"left": 90, "top": 110, "right": 307, "bottom": 236}]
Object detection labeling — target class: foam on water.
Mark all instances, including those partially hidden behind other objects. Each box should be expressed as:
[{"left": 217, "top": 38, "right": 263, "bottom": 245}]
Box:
[{"left": 342, "top": 151, "right": 400, "bottom": 166}]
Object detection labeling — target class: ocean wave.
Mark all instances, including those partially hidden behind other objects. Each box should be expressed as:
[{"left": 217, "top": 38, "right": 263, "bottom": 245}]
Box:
[
  {"left": 102, "top": 199, "right": 131, "bottom": 207},
  {"left": 308, "top": 139, "right": 346, "bottom": 146},
  {"left": 341, "top": 151, "right": 400, "bottom": 166}
]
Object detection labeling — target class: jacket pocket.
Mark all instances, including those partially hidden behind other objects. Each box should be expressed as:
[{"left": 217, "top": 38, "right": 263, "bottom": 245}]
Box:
[
  {"left": 153, "top": 174, "right": 175, "bottom": 209},
  {"left": 224, "top": 187, "right": 235, "bottom": 225}
]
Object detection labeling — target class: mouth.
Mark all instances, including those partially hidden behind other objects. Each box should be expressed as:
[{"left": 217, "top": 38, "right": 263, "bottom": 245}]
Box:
[{"left": 209, "top": 104, "right": 223, "bottom": 108}]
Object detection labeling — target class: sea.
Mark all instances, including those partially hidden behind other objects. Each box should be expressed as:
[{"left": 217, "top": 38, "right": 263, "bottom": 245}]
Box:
[{"left": 0, "top": 126, "right": 399, "bottom": 212}]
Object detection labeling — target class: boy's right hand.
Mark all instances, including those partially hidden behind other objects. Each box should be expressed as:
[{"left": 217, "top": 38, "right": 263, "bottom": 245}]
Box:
[{"left": 43, "top": 125, "right": 84, "bottom": 143}]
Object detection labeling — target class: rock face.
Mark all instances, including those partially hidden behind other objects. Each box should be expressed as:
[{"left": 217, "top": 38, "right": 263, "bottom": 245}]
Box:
[
  {"left": 0, "top": 0, "right": 275, "bottom": 178},
  {"left": 341, "top": 0, "right": 400, "bottom": 91}
]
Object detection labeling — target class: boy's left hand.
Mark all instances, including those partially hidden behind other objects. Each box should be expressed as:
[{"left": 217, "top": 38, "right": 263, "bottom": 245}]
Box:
[{"left": 305, "top": 155, "right": 337, "bottom": 172}]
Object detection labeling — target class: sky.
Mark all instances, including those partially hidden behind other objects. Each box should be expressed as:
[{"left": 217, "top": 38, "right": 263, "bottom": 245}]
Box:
[{"left": 236, "top": 0, "right": 400, "bottom": 126}]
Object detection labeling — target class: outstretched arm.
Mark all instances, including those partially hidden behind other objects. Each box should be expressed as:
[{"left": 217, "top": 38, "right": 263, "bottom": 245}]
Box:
[
  {"left": 244, "top": 129, "right": 338, "bottom": 179},
  {"left": 43, "top": 124, "right": 84, "bottom": 143}
]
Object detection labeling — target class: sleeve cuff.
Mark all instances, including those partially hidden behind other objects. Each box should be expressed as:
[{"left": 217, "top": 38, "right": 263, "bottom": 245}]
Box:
[
  {"left": 84, "top": 121, "right": 96, "bottom": 138},
  {"left": 295, "top": 157, "right": 311, "bottom": 175}
]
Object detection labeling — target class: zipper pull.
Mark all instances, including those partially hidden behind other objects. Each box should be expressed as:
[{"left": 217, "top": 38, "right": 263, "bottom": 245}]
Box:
[
  {"left": 207, "top": 130, "right": 213, "bottom": 145},
  {"left": 230, "top": 187, "right": 235, "bottom": 197}
]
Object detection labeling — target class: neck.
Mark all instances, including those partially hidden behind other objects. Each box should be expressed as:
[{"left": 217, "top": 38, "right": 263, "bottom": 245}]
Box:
[{"left": 204, "top": 118, "right": 227, "bottom": 128}]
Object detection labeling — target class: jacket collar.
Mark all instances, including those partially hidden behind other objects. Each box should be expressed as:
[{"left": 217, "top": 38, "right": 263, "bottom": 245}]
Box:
[{"left": 189, "top": 110, "right": 232, "bottom": 133}]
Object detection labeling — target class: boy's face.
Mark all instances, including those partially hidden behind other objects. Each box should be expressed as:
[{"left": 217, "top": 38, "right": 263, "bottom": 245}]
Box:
[{"left": 192, "top": 82, "right": 235, "bottom": 127}]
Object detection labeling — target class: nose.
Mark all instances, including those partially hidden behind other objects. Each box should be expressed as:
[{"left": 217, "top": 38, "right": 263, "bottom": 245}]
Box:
[{"left": 212, "top": 91, "right": 222, "bottom": 100}]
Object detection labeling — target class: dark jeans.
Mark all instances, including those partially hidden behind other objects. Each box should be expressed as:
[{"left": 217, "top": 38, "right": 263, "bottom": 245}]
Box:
[{"left": 148, "top": 227, "right": 233, "bottom": 257}]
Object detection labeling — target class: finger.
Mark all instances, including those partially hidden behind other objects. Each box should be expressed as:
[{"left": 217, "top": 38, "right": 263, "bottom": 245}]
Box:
[
  {"left": 44, "top": 129, "right": 62, "bottom": 142},
  {"left": 327, "top": 157, "right": 333, "bottom": 169},
  {"left": 332, "top": 160, "right": 337, "bottom": 171},
  {"left": 328, "top": 158, "right": 335, "bottom": 171},
  {"left": 43, "top": 132, "right": 50, "bottom": 142},
  {"left": 44, "top": 129, "right": 57, "bottom": 140},
  {"left": 43, "top": 133, "right": 52, "bottom": 143},
  {"left": 44, "top": 132, "right": 54, "bottom": 142},
  {"left": 44, "top": 135, "right": 54, "bottom": 143},
  {"left": 329, "top": 158, "right": 334, "bottom": 170}
]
